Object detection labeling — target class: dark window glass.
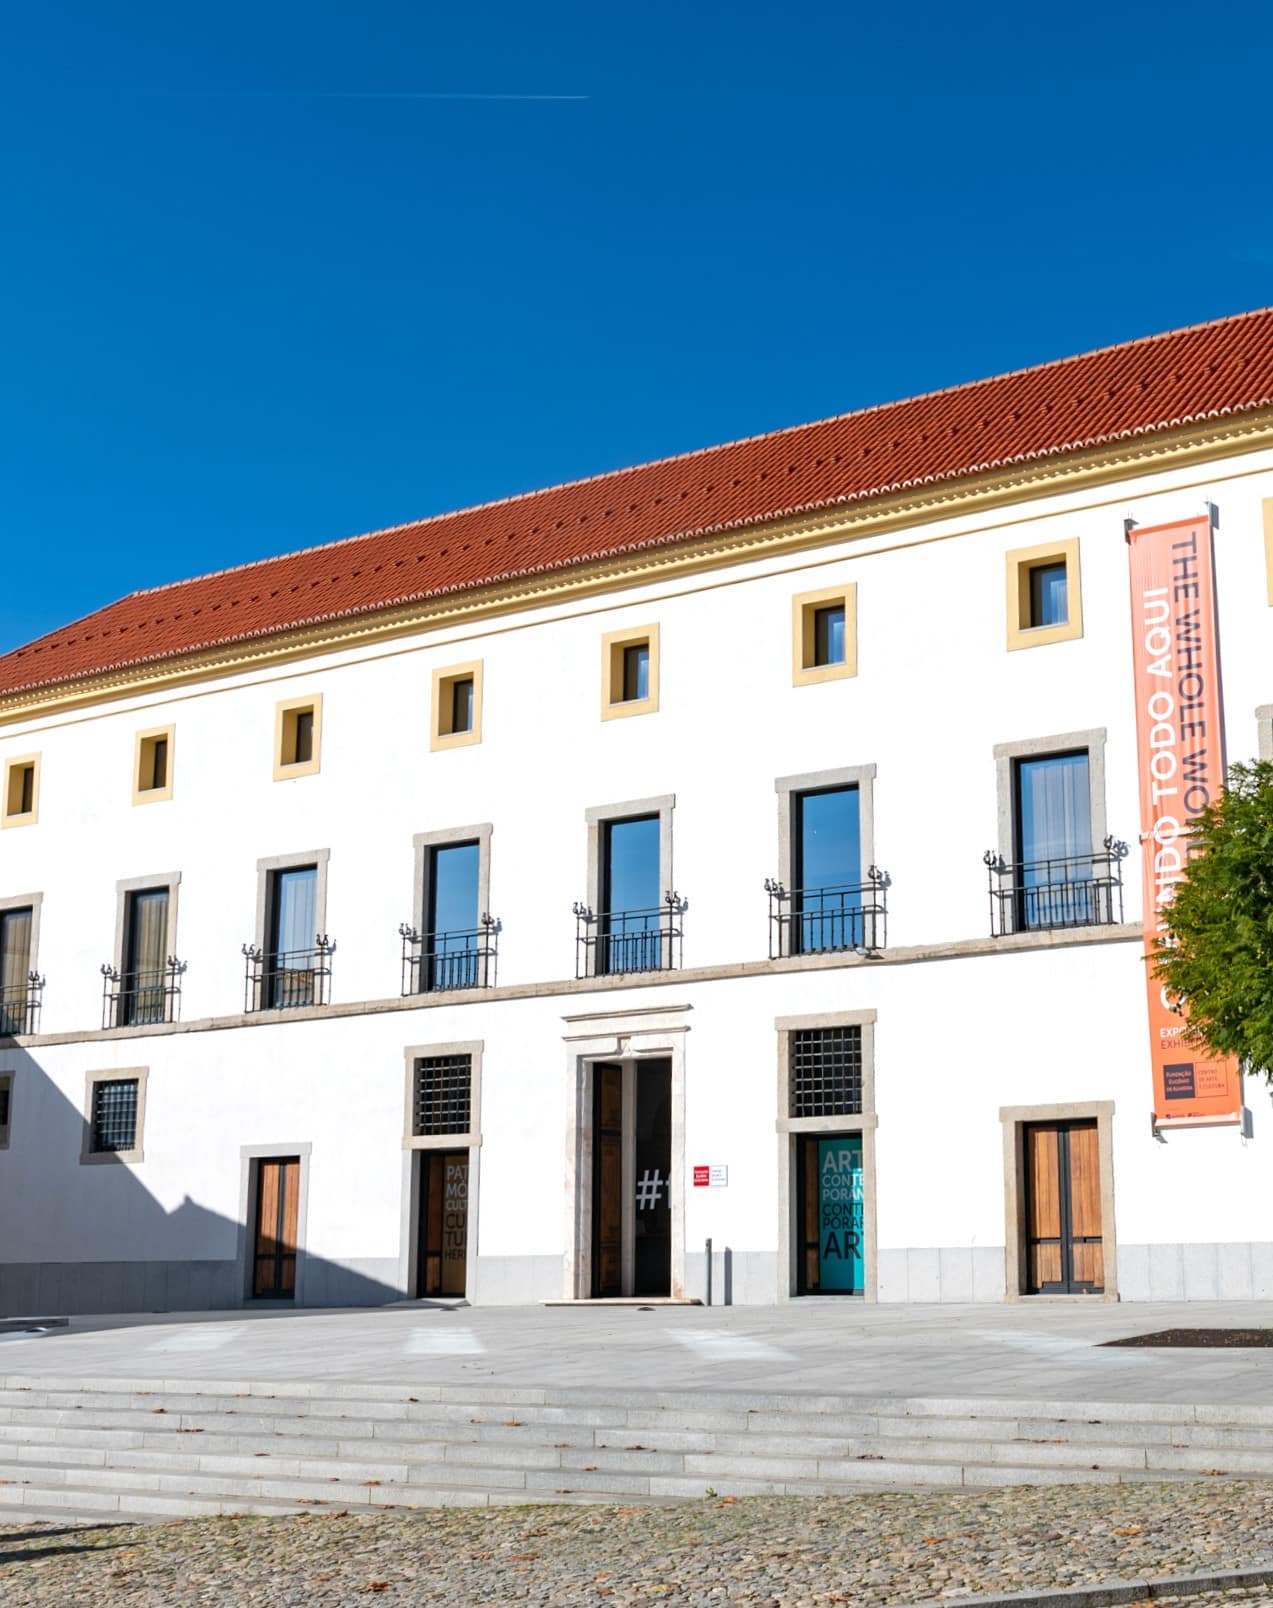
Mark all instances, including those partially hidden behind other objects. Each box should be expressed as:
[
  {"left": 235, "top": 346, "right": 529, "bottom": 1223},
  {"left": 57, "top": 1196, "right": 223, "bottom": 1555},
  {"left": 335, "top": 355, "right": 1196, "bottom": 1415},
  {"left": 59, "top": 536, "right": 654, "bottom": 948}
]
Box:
[
  {"left": 601, "top": 814, "right": 660, "bottom": 973},
  {"left": 793, "top": 787, "right": 862, "bottom": 954},
  {"left": 268, "top": 866, "right": 318, "bottom": 1007},
  {"left": 621, "top": 643, "right": 649, "bottom": 702},
  {"left": 1029, "top": 562, "right": 1068, "bottom": 628},
  {"left": 149, "top": 737, "right": 168, "bottom": 790},
  {"left": 293, "top": 709, "right": 315, "bottom": 765},
  {"left": 1015, "top": 751, "right": 1093, "bottom": 928},
  {"left": 0, "top": 907, "right": 33, "bottom": 1035},
  {"left": 427, "top": 841, "right": 481, "bottom": 990},
  {"left": 813, "top": 605, "right": 846, "bottom": 667},
  {"left": 450, "top": 678, "right": 475, "bottom": 734},
  {"left": 0, "top": 1083, "right": 9, "bottom": 1130},
  {"left": 122, "top": 888, "right": 169, "bottom": 1026},
  {"left": 91, "top": 1079, "right": 138, "bottom": 1152}
]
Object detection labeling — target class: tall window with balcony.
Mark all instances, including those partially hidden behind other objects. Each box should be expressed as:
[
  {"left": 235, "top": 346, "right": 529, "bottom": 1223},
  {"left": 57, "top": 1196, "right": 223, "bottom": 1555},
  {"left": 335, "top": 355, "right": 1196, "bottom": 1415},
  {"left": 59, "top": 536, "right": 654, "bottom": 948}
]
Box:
[
  {"left": 793, "top": 786, "right": 862, "bottom": 953},
  {"left": 0, "top": 907, "right": 34, "bottom": 1034},
  {"left": 266, "top": 865, "right": 319, "bottom": 1008},
  {"left": 426, "top": 841, "right": 484, "bottom": 990},
  {"left": 601, "top": 815, "right": 662, "bottom": 974},
  {"left": 1014, "top": 752, "right": 1096, "bottom": 929},
  {"left": 118, "top": 888, "right": 171, "bottom": 1026}
]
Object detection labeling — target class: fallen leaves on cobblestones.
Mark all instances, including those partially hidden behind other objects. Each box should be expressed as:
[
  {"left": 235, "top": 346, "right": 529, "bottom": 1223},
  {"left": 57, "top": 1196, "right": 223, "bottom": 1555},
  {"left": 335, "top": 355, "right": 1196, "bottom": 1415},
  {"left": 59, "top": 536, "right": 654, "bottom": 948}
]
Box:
[{"left": 3, "top": 1482, "right": 1273, "bottom": 1605}]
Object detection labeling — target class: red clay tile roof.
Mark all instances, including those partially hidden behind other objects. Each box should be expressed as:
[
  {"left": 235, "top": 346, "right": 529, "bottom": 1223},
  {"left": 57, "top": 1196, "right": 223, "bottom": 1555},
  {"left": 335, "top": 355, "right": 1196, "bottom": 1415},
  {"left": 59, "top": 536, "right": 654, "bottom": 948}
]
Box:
[{"left": 3, "top": 308, "right": 1272, "bottom": 699}]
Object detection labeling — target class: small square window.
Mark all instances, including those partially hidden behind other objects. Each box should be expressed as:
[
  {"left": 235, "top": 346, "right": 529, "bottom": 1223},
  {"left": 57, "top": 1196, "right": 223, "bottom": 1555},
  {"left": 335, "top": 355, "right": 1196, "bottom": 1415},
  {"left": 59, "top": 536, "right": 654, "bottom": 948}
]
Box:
[
  {"left": 1, "top": 755, "right": 39, "bottom": 828},
  {"left": 133, "top": 727, "right": 175, "bottom": 804},
  {"left": 792, "top": 586, "right": 857, "bottom": 686},
  {"left": 431, "top": 662, "right": 484, "bottom": 751},
  {"left": 81, "top": 1069, "right": 147, "bottom": 1164},
  {"left": 1006, "top": 539, "right": 1082, "bottom": 650},
  {"left": 601, "top": 625, "right": 659, "bottom": 720},
  {"left": 274, "top": 697, "right": 323, "bottom": 779}
]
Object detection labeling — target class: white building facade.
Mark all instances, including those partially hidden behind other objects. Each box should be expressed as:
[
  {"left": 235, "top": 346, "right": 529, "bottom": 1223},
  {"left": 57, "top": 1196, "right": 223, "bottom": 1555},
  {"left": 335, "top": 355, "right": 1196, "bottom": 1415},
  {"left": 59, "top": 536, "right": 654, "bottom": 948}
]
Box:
[{"left": 2, "top": 311, "right": 1273, "bottom": 1313}]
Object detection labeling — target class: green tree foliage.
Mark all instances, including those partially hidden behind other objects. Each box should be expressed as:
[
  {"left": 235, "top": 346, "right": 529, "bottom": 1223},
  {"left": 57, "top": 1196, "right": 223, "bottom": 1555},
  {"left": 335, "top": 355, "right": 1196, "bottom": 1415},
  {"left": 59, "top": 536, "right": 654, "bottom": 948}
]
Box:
[{"left": 1154, "top": 760, "right": 1273, "bottom": 1079}]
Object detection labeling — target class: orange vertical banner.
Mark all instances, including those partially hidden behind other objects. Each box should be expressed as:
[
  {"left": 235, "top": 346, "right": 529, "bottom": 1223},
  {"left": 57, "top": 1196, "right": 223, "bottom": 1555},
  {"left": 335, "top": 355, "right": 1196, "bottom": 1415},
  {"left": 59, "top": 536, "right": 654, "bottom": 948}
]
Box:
[{"left": 1127, "top": 513, "right": 1242, "bottom": 1127}]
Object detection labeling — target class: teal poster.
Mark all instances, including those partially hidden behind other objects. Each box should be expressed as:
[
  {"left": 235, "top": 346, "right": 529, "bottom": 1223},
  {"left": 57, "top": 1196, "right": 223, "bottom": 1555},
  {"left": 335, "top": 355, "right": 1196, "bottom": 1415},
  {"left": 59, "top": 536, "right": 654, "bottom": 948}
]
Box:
[{"left": 817, "top": 1136, "right": 863, "bottom": 1292}]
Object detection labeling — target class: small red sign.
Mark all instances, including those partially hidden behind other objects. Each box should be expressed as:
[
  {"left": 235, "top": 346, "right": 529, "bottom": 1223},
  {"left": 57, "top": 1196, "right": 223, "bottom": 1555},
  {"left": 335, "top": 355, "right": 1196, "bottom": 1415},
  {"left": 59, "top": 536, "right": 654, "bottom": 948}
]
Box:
[{"left": 692, "top": 1165, "right": 710, "bottom": 1188}]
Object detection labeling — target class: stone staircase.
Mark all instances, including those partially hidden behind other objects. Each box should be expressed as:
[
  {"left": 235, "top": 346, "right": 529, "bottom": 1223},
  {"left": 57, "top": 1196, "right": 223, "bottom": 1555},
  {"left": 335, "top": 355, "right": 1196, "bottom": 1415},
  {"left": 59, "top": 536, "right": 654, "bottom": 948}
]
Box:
[{"left": 0, "top": 1375, "right": 1270, "bottom": 1520}]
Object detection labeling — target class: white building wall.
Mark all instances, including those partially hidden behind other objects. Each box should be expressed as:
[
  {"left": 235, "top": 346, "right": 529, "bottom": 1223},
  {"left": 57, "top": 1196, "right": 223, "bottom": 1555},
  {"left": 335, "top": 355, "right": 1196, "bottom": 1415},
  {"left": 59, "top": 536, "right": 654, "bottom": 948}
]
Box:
[{"left": 1, "top": 443, "right": 1272, "bottom": 1311}]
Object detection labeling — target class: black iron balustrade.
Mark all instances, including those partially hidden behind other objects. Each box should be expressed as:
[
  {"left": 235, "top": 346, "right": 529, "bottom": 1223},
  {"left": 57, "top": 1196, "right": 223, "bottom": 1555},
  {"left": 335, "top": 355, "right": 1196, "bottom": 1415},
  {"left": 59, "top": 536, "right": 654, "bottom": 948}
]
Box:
[
  {"left": 984, "top": 837, "right": 1128, "bottom": 936},
  {"left": 765, "top": 868, "right": 889, "bottom": 958},
  {"left": 574, "top": 891, "right": 684, "bottom": 978},
  {"left": 101, "top": 957, "right": 186, "bottom": 1029},
  {"left": 242, "top": 936, "right": 335, "bottom": 1011},
  {"left": 0, "top": 972, "right": 44, "bottom": 1036},
  {"left": 400, "top": 915, "right": 499, "bottom": 994}
]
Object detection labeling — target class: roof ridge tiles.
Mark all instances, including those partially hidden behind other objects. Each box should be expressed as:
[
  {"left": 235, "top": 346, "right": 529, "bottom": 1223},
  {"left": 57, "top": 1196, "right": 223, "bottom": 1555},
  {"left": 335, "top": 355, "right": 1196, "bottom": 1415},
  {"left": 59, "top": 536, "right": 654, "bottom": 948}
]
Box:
[
  {"left": 118, "top": 304, "right": 1273, "bottom": 604},
  {"left": 2, "top": 306, "right": 1271, "bottom": 700}
]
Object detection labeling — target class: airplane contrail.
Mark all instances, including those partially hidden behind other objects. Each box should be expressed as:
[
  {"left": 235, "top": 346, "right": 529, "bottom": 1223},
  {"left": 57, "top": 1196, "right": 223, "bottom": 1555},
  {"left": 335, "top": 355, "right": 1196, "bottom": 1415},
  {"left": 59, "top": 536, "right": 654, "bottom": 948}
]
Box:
[{"left": 137, "top": 90, "right": 589, "bottom": 101}]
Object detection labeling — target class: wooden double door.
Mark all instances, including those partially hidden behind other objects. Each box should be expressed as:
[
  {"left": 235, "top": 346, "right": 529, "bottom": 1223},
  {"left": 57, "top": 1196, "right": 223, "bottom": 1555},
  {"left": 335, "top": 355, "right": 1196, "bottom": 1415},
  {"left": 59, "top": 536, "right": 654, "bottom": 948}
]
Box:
[
  {"left": 1024, "top": 1121, "right": 1103, "bottom": 1294},
  {"left": 252, "top": 1157, "right": 300, "bottom": 1299}
]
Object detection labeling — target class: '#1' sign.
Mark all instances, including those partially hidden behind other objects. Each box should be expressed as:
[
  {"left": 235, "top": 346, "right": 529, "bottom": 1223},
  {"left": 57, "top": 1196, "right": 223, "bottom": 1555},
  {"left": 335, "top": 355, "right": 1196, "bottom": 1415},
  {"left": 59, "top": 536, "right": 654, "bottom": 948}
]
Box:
[{"left": 1127, "top": 513, "right": 1241, "bottom": 1127}]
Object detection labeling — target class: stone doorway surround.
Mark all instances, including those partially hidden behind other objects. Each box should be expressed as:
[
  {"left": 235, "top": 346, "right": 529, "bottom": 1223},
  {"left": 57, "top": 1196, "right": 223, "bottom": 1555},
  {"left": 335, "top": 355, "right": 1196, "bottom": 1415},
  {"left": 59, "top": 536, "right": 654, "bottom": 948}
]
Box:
[
  {"left": 775, "top": 1009, "right": 879, "bottom": 1302},
  {"left": 561, "top": 1003, "right": 690, "bottom": 1300},
  {"left": 999, "top": 1099, "right": 1118, "bottom": 1302}
]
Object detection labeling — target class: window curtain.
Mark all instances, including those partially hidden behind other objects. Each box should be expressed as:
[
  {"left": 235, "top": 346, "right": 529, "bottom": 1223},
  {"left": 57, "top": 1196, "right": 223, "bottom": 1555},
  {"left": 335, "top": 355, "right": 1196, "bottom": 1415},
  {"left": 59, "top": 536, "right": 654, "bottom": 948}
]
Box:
[
  {"left": 128, "top": 891, "right": 168, "bottom": 978},
  {"left": 275, "top": 869, "right": 317, "bottom": 958},
  {"left": 1017, "top": 754, "right": 1091, "bottom": 867},
  {"left": 126, "top": 890, "right": 169, "bottom": 1024},
  {"left": 0, "top": 908, "right": 31, "bottom": 1006}
]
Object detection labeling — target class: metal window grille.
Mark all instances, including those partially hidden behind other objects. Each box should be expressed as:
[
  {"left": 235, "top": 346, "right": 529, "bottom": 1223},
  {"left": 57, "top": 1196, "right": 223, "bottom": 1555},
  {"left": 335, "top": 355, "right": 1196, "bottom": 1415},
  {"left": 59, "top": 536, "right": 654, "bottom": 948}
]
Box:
[
  {"left": 789, "top": 1026, "right": 863, "bottom": 1118},
  {"left": 91, "top": 1079, "right": 138, "bottom": 1152},
  {"left": 413, "top": 1054, "right": 472, "bottom": 1137}
]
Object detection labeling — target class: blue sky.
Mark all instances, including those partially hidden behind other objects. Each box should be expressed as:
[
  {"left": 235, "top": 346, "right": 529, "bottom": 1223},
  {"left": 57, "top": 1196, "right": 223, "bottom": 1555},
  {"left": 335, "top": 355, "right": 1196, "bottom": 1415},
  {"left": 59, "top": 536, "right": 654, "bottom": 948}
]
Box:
[{"left": 3, "top": 0, "right": 1271, "bottom": 654}]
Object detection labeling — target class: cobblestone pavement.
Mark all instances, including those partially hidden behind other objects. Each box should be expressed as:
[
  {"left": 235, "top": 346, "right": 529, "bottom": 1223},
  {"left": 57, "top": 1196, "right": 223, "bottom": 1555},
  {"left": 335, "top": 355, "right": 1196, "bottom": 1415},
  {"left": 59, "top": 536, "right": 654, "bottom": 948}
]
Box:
[{"left": 5, "top": 1482, "right": 1273, "bottom": 1606}]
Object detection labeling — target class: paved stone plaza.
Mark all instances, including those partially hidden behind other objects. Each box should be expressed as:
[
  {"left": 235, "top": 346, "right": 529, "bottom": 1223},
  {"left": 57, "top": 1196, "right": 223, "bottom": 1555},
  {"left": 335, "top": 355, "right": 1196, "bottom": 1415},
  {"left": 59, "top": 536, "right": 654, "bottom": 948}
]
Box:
[
  {"left": 4, "top": 1304, "right": 1273, "bottom": 1602},
  {"left": 6, "top": 1299, "right": 1273, "bottom": 1404},
  {"left": 5, "top": 1483, "right": 1273, "bottom": 1605}
]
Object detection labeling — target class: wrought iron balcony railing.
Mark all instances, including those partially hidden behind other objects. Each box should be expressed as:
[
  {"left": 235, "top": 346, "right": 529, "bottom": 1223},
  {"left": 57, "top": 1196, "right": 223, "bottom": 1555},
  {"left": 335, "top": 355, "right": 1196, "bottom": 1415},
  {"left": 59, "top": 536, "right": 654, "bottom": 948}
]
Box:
[
  {"left": 101, "top": 958, "right": 186, "bottom": 1029},
  {"left": 400, "top": 916, "right": 499, "bottom": 994},
  {"left": 0, "top": 973, "right": 44, "bottom": 1036},
  {"left": 574, "top": 892, "right": 684, "bottom": 978},
  {"left": 984, "top": 837, "right": 1128, "bottom": 936},
  {"left": 765, "top": 869, "right": 889, "bottom": 958},
  {"left": 242, "top": 937, "right": 335, "bottom": 1012}
]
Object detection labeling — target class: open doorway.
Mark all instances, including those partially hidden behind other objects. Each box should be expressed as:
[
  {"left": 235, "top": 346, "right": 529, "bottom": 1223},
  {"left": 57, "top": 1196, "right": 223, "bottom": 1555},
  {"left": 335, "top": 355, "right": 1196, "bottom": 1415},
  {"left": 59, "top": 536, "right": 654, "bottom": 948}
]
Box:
[{"left": 590, "top": 1058, "right": 671, "bottom": 1298}]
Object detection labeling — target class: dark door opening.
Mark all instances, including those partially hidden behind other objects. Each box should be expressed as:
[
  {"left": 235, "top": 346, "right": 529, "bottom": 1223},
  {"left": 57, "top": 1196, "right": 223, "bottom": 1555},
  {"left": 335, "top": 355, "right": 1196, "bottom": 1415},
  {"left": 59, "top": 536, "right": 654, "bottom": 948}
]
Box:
[
  {"left": 590, "top": 1058, "right": 671, "bottom": 1297},
  {"left": 1024, "top": 1121, "right": 1103, "bottom": 1294},
  {"left": 796, "top": 1132, "right": 864, "bottom": 1294},
  {"left": 633, "top": 1059, "right": 671, "bottom": 1297},
  {"left": 591, "top": 1063, "right": 623, "bottom": 1298},
  {"left": 252, "top": 1156, "right": 299, "bottom": 1299},
  {"left": 416, "top": 1150, "right": 469, "bottom": 1297}
]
